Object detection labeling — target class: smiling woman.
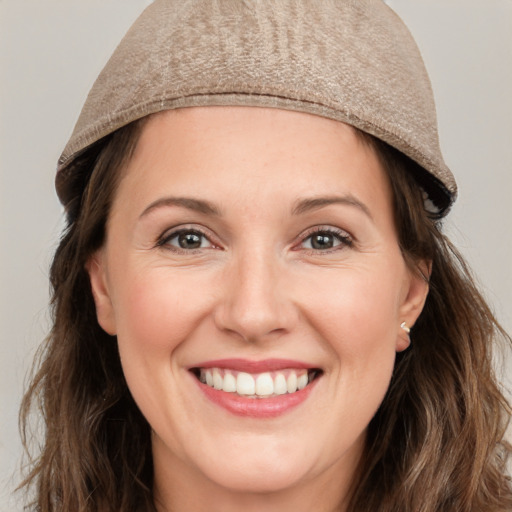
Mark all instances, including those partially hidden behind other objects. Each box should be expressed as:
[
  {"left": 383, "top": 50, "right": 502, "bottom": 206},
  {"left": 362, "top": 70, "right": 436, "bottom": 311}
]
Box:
[
  {"left": 18, "top": 1, "right": 512, "bottom": 511},
  {"left": 86, "top": 108, "right": 424, "bottom": 507}
]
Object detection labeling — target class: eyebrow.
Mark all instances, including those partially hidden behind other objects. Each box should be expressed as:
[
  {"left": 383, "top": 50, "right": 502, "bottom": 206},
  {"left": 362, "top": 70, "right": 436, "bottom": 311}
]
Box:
[
  {"left": 139, "top": 196, "right": 221, "bottom": 219},
  {"left": 139, "top": 194, "right": 372, "bottom": 220},
  {"left": 292, "top": 195, "right": 373, "bottom": 220}
]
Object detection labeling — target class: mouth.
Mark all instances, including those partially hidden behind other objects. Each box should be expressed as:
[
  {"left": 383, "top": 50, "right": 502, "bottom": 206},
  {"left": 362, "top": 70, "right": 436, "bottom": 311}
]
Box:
[
  {"left": 188, "top": 359, "right": 323, "bottom": 417},
  {"left": 190, "top": 367, "right": 322, "bottom": 398}
]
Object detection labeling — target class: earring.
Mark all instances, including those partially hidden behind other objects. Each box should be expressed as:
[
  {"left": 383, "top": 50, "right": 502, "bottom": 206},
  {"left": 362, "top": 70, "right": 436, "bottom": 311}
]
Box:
[
  {"left": 400, "top": 321, "right": 411, "bottom": 334},
  {"left": 400, "top": 321, "right": 411, "bottom": 347}
]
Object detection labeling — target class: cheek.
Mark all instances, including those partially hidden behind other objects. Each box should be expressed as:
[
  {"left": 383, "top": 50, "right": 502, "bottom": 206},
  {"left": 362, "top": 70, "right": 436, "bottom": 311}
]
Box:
[
  {"left": 109, "top": 267, "right": 218, "bottom": 431},
  {"left": 114, "top": 269, "right": 207, "bottom": 349},
  {"left": 110, "top": 268, "right": 215, "bottom": 400},
  {"left": 297, "top": 264, "right": 402, "bottom": 396},
  {"left": 301, "top": 266, "right": 401, "bottom": 344}
]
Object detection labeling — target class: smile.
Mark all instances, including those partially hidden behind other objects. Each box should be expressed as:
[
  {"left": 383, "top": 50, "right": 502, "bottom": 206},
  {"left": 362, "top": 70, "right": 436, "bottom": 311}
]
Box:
[
  {"left": 189, "top": 359, "right": 323, "bottom": 417},
  {"left": 196, "top": 368, "right": 319, "bottom": 398}
]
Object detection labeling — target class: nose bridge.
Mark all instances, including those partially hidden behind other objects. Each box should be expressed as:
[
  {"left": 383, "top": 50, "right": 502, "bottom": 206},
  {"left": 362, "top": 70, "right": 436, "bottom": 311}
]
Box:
[{"left": 215, "top": 243, "right": 295, "bottom": 342}]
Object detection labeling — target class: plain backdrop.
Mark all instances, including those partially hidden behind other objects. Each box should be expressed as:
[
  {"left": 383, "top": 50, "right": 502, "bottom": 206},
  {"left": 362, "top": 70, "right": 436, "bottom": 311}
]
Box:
[{"left": 1, "top": 1, "right": 511, "bottom": 509}]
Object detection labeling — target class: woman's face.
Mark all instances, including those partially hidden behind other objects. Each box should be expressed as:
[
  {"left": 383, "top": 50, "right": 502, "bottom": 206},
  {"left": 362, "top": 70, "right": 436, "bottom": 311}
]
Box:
[{"left": 88, "top": 107, "right": 428, "bottom": 506}]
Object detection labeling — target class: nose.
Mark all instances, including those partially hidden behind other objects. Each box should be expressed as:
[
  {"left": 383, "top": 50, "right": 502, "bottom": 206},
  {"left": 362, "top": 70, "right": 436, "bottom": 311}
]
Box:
[{"left": 214, "top": 248, "right": 298, "bottom": 343}]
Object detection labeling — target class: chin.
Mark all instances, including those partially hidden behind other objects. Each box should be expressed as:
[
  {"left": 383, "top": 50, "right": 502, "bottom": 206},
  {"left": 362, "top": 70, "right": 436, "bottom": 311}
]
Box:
[
  {"left": 177, "top": 429, "right": 318, "bottom": 494},
  {"left": 200, "top": 455, "right": 310, "bottom": 494}
]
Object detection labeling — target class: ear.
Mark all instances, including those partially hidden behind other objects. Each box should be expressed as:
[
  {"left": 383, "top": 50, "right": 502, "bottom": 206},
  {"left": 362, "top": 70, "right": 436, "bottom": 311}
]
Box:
[
  {"left": 396, "top": 259, "right": 431, "bottom": 352},
  {"left": 86, "top": 250, "right": 117, "bottom": 335}
]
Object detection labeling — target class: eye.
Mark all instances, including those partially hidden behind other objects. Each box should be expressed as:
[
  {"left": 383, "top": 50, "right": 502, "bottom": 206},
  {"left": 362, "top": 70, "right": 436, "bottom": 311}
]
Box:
[
  {"left": 299, "top": 228, "right": 353, "bottom": 251},
  {"left": 159, "top": 229, "right": 214, "bottom": 251}
]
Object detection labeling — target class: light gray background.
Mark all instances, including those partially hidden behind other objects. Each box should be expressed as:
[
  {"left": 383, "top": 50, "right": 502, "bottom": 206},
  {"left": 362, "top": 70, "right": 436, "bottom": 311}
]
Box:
[{"left": 1, "top": 1, "right": 511, "bottom": 510}]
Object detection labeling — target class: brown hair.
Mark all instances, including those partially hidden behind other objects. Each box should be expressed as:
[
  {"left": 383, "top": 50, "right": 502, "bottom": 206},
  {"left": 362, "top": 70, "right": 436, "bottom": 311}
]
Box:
[
  {"left": 349, "top": 137, "right": 512, "bottom": 511},
  {"left": 19, "top": 119, "right": 512, "bottom": 511}
]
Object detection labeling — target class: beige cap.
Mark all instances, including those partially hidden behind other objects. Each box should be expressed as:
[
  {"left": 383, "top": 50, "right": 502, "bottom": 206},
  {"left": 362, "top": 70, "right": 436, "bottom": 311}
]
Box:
[{"left": 56, "top": 0, "right": 457, "bottom": 215}]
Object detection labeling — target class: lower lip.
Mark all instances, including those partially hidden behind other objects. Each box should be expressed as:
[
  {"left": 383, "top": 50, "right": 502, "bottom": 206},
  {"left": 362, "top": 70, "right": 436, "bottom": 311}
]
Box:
[{"left": 195, "top": 377, "right": 318, "bottom": 418}]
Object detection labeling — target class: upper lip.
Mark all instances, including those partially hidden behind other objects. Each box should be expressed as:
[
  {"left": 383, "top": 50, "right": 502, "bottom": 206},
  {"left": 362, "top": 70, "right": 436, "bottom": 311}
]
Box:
[{"left": 189, "top": 358, "right": 318, "bottom": 373}]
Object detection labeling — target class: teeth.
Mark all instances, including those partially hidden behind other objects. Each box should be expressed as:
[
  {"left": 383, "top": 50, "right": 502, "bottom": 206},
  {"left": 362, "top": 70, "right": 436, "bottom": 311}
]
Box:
[
  {"left": 199, "top": 368, "right": 317, "bottom": 397},
  {"left": 255, "top": 373, "right": 274, "bottom": 396},
  {"left": 236, "top": 372, "right": 255, "bottom": 395},
  {"left": 222, "top": 372, "right": 237, "bottom": 393},
  {"left": 274, "top": 373, "right": 287, "bottom": 395},
  {"left": 287, "top": 373, "right": 297, "bottom": 393},
  {"left": 212, "top": 369, "right": 223, "bottom": 390},
  {"left": 297, "top": 373, "right": 309, "bottom": 390}
]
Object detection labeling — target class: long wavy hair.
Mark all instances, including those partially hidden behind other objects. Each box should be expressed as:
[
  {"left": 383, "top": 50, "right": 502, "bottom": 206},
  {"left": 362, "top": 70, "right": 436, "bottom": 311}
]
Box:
[{"left": 19, "top": 117, "right": 512, "bottom": 511}]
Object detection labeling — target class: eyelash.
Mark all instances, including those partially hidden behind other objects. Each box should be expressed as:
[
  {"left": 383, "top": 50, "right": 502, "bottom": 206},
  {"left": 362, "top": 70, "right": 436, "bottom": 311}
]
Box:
[
  {"left": 296, "top": 226, "right": 353, "bottom": 254},
  {"left": 156, "top": 226, "right": 353, "bottom": 254},
  {"left": 156, "top": 227, "right": 219, "bottom": 253}
]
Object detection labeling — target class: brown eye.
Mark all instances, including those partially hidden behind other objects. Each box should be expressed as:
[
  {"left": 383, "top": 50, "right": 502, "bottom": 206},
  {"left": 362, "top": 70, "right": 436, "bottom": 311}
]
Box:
[{"left": 310, "top": 233, "right": 336, "bottom": 250}]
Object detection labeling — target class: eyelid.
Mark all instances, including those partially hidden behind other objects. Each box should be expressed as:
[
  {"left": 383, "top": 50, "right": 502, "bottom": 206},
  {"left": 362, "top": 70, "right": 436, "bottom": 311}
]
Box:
[
  {"left": 293, "top": 225, "right": 354, "bottom": 253},
  {"left": 154, "top": 223, "right": 353, "bottom": 254},
  {"left": 156, "top": 224, "right": 222, "bottom": 252}
]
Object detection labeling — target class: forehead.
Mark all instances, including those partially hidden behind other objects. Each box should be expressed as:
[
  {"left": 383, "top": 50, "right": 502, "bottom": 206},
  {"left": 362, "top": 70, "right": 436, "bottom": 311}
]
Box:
[{"left": 112, "top": 106, "right": 393, "bottom": 221}]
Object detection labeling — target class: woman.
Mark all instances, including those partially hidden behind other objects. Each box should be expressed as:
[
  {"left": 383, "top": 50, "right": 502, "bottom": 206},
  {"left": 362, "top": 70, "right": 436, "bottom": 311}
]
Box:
[{"left": 19, "top": 1, "right": 512, "bottom": 511}]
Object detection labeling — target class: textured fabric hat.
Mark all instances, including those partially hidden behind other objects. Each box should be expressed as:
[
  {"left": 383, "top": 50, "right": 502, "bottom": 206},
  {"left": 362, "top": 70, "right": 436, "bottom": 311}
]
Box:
[{"left": 56, "top": 0, "right": 457, "bottom": 216}]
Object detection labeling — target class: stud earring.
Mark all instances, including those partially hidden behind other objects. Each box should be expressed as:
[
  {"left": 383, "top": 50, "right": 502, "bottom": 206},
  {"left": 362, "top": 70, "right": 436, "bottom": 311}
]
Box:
[
  {"left": 400, "top": 321, "right": 411, "bottom": 347},
  {"left": 400, "top": 321, "right": 411, "bottom": 334}
]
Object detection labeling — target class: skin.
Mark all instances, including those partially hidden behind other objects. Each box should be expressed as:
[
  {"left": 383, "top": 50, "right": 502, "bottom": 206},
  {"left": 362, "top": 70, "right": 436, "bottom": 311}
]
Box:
[{"left": 87, "top": 106, "right": 429, "bottom": 512}]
